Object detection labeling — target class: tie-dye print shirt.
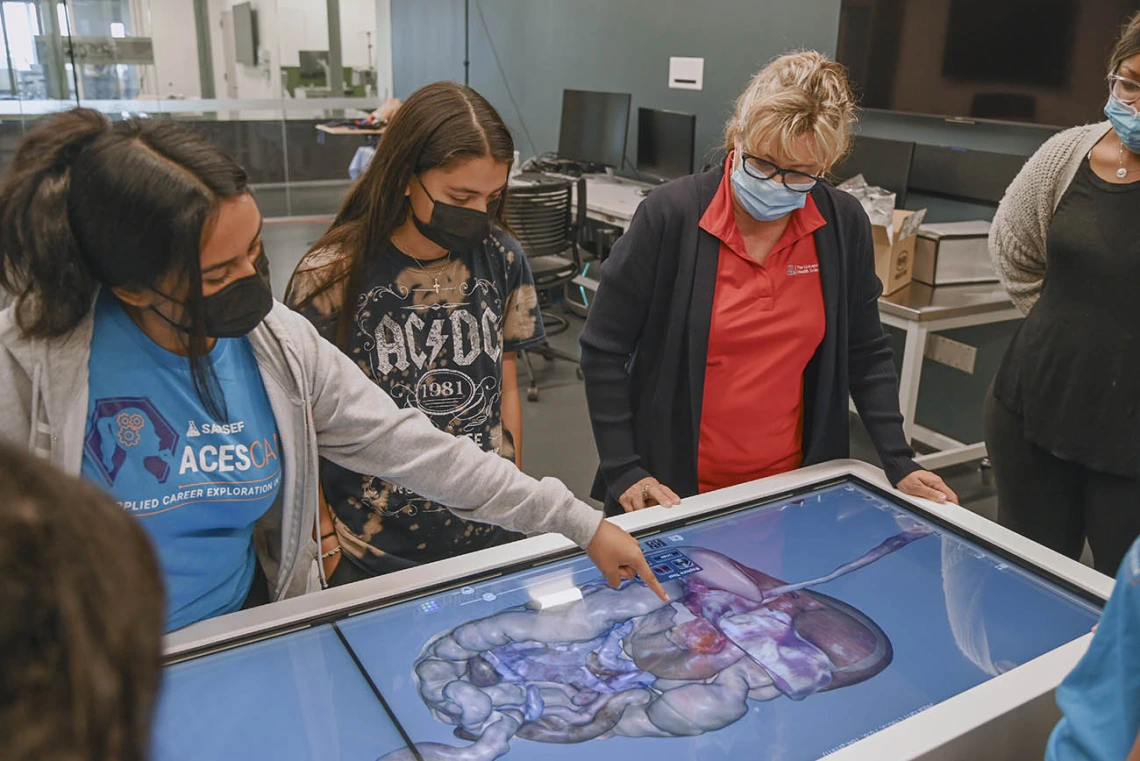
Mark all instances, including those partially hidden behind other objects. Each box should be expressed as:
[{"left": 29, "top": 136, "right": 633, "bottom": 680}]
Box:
[{"left": 286, "top": 229, "right": 545, "bottom": 575}]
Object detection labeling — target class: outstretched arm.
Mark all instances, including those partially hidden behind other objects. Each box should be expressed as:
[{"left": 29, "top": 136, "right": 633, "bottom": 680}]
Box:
[{"left": 281, "top": 306, "right": 666, "bottom": 599}]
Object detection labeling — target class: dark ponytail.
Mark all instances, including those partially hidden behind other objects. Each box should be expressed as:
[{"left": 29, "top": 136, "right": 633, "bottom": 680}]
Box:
[
  {"left": 0, "top": 108, "right": 251, "bottom": 420},
  {"left": 0, "top": 108, "right": 106, "bottom": 336}
]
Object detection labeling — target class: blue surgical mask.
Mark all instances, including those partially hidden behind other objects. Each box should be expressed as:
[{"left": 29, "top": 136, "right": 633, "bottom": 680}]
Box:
[
  {"left": 1105, "top": 95, "right": 1140, "bottom": 153},
  {"left": 730, "top": 154, "right": 809, "bottom": 222}
]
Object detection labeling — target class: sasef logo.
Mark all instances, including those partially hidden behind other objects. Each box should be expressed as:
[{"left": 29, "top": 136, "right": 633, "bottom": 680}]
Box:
[{"left": 186, "top": 420, "right": 246, "bottom": 436}]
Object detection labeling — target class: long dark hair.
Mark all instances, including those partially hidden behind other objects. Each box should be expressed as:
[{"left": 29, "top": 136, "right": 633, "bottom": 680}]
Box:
[
  {"left": 0, "top": 108, "right": 250, "bottom": 420},
  {"left": 0, "top": 440, "right": 164, "bottom": 761},
  {"left": 289, "top": 81, "right": 514, "bottom": 348}
]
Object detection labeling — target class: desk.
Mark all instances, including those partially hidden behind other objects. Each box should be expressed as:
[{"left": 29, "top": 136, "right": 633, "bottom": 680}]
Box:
[
  {"left": 512, "top": 171, "right": 651, "bottom": 229},
  {"left": 875, "top": 281, "right": 1022, "bottom": 470},
  {"left": 315, "top": 124, "right": 385, "bottom": 136},
  {"left": 314, "top": 123, "right": 384, "bottom": 147},
  {"left": 580, "top": 174, "right": 652, "bottom": 228}
]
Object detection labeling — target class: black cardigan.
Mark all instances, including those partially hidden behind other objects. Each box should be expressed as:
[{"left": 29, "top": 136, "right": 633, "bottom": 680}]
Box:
[{"left": 579, "top": 167, "right": 920, "bottom": 514}]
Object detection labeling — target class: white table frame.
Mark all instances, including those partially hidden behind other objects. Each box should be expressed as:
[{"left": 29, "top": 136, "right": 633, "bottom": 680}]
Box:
[{"left": 878, "top": 304, "right": 1023, "bottom": 470}]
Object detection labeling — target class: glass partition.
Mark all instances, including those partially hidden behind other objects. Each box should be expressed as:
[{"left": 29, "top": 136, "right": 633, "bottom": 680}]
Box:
[{"left": 0, "top": 0, "right": 385, "bottom": 217}]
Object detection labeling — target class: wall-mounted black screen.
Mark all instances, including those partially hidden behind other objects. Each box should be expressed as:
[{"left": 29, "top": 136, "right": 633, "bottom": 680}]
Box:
[{"left": 836, "top": 0, "right": 1140, "bottom": 126}]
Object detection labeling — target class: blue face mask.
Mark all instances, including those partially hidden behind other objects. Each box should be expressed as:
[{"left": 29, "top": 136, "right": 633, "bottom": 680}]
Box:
[
  {"left": 1105, "top": 95, "right": 1140, "bottom": 153},
  {"left": 730, "top": 156, "right": 809, "bottom": 222}
]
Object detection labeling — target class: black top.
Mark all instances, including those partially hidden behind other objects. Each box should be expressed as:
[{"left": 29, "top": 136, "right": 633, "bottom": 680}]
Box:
[
  {"left": 993, "top": 158, "right": 1140, "bottom": 477},
  {"left": 290, "top": 230, "right": 545, "bottom": 575},
  {"left": 579, "top": 167, "right": 919, "bottom": 515}
]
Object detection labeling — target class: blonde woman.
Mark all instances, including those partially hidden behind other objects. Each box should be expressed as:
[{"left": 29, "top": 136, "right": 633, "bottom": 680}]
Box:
[{"left": 580, "top": 51, "right": 955, "bottom": 515}]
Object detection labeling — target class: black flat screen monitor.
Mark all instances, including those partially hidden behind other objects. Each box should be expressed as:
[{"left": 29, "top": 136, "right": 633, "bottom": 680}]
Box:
[
  {"left": 637, "top": 107, "right": 696, "bottom": 183},
  {"left": 153, "top": 478, "right": 1101, "bottom": 761},
  {"left": 557, "top": 89, "right": 632, "bottom": 169},
  {"left": 836, "top": 0, "right": 1138, "bottom": 127}
]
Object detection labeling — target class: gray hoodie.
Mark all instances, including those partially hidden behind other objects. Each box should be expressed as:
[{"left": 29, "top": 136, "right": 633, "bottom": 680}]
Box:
[{"left": 0, "top": 298, "right": 603, "bottom": 600}]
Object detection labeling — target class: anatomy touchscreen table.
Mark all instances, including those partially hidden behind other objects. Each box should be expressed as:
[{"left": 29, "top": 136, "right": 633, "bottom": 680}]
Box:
[{"left": 154, "top": 478, "right": 1102, "bottom": 761}]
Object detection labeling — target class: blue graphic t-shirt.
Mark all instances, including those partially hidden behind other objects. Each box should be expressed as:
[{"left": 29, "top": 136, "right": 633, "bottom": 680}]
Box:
[
  {"left": 1047, "top": 541, "right": 1133, "bottom": 761},
  {"left": 81, "top": 292, "right": 282, "bottom": 632}
]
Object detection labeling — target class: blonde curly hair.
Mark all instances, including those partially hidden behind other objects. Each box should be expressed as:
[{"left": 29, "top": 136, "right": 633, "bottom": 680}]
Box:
[{"left": 725, "top": 51, "right": 857, "bottom": 172}]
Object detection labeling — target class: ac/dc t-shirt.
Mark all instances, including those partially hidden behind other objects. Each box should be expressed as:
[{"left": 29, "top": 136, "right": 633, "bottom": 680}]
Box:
[
  {"left": 288, "top": 229, "right": 545, "bottom": 576},
  {"left": 81, "top": 291, "right": 281, "bottom": 632}
]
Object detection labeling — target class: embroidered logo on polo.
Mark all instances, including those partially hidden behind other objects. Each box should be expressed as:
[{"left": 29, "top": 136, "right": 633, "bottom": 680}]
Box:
[{"left": 787, "top": 263, "right": 820, "bottom": 277}]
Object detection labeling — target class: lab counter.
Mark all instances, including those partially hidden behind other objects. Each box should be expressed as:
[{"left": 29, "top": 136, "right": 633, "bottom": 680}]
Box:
[
  {"left": 158, "top": 460, "right": 1109, "bottom": 761},
  {"left": 873, "top": 282, "right": 1023, "bottom": 470},
  {"left": 878, "top": 281, "right": 1017, "bottom": 323}
]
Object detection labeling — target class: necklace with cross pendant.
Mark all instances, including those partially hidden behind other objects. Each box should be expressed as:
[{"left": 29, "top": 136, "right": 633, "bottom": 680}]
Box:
[{"left": 409, "top": 251, "right": 451, "bottom": 294}]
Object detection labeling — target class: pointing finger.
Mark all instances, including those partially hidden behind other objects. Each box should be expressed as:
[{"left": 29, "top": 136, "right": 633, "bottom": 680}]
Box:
[{"left": 637, "top": 556, "right": 669, "bottom": 602}]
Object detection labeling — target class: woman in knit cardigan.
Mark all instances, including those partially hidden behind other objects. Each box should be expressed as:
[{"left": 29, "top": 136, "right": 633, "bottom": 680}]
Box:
[{"left": 987, "top": 12, "right": 1140, "bottom": 576}]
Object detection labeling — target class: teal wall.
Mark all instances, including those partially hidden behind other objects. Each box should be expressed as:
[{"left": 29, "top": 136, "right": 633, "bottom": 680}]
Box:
[
  {"left": 391, "top": 0, "right": 1060, "bottom": 189},
  {"left": 390, "top": 0, "right": 1038, "bottom": 445}
]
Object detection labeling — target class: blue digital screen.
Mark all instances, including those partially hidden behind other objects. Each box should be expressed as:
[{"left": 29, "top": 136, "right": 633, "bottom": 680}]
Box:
[
  {"left": 155, "top": 481, "right": 1101, "bottom": 761},
  {"left": 152, "top": 626, "right": 407, "bottom": 761}
]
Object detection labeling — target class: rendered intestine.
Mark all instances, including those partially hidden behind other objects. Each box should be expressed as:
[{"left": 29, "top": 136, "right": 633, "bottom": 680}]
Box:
[{"left": 377, "top": 524, "right": 932, "bottom": 761}]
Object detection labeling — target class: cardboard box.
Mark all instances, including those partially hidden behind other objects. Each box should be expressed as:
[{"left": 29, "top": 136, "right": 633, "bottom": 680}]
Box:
[
  {"left": 914, "top": 220, "right": 995, "bottom": 286},
  {"left": 872, "top": 209, "right": 924, "bottom": 296}
]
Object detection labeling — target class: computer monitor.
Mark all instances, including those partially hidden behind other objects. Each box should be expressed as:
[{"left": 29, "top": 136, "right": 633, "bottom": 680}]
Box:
[
  {"left": 232, "top": 2, "right": 258, "bottom": 66},
  {"left": 298, "top": 50, "right": 329, "bottom": 80},
  {"left": 637, "top": 107, "right": 696, "bottom": 183},
  {"left": 557, "top": 89, "right": 632, "bottom": 169},
  {"left": 831, "top": 135, "right": 916, "bottom": 207}
]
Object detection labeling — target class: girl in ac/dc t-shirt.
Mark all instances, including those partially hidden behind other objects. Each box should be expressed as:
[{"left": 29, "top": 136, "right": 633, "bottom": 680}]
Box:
[{"left": 286, "top": 82, "right": 546, "bottom": 584}]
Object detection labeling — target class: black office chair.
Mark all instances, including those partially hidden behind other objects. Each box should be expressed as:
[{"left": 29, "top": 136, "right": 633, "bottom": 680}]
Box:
[{"left": 501, "top": 178, "right": 586, "bottom": 402}]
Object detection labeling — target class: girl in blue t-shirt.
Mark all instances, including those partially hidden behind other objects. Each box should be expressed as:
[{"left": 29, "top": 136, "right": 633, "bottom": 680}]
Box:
[{"left": 0, "top": 109, "right": 666, "bottom": 632}]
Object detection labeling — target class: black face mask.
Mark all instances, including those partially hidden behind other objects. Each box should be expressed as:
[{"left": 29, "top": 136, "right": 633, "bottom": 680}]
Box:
[
  {"left": 152, "top": 252, "right": 273, "bottom": 338},
  {"left": 411, "top": 175, "right": 497, "bottom": 252}
]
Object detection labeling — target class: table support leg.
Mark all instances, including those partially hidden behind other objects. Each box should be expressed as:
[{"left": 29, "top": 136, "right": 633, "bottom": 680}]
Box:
[{"left": 897, "top": 324, "right": 927, "bottom": 444}]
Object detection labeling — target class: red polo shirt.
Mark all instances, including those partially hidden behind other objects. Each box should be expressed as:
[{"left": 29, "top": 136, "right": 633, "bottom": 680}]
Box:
[{"left": 697, "top": 159, "right": 827, "bottom": 493}]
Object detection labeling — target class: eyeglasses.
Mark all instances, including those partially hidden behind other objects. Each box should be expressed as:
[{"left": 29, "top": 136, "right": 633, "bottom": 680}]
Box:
[
  {"left": 1110, "top": 74, "right": 1140, "bottom": 106},
  {"left": 740, "top": 154, "right": 821, "bottom": 193}
]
